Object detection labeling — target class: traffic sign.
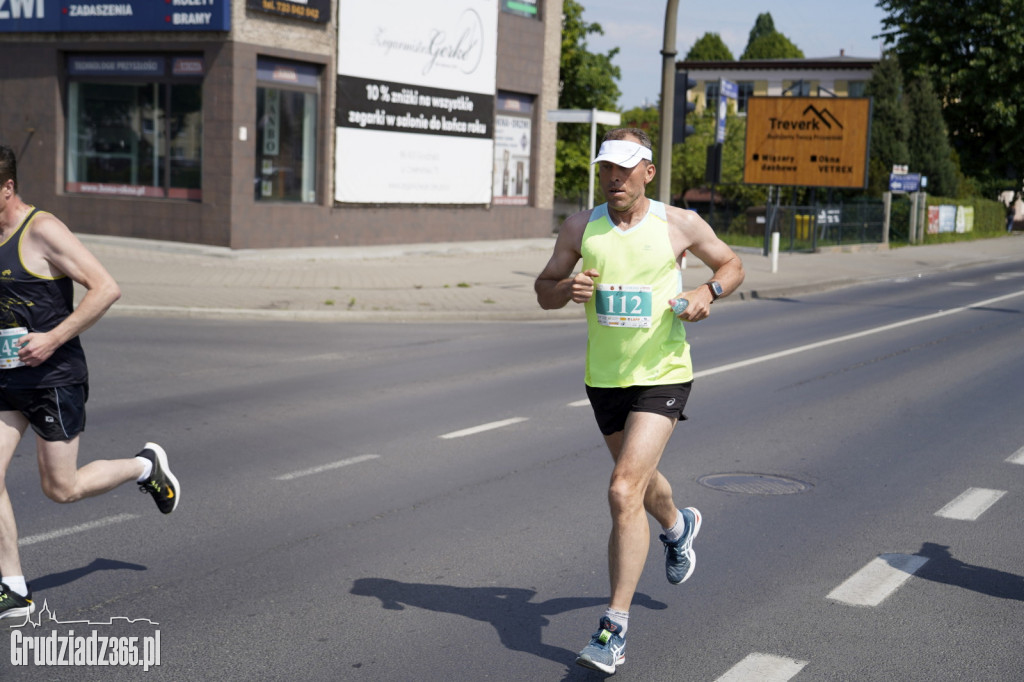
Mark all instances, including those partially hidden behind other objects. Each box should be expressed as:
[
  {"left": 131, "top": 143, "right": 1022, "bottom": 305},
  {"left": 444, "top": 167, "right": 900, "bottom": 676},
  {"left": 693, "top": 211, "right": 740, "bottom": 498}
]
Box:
[{"left": 889, "top": 173, "right": 921, "bottom": 193}]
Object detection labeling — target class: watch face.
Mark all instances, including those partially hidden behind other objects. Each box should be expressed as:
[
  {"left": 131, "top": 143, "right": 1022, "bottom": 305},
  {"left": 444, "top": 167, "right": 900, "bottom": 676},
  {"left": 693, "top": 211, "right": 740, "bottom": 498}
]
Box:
[{"left": 710, "top": 281, "right": 724, "bottom": 297}]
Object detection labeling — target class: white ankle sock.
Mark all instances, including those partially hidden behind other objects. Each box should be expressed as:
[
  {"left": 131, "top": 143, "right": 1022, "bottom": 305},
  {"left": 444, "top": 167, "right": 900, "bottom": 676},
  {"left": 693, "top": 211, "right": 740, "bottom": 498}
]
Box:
[
  {"left": 663, "top": 508, "right": 686, "bottom": 543},
  {"left": 4, "top": 576, "right": 28, "bottom": 597},
  {"left": 136, "top": 456, "right": 153, "bottom": 482},
  {"left": 604, "top": 608, "right": 629, "bottom": 637}
]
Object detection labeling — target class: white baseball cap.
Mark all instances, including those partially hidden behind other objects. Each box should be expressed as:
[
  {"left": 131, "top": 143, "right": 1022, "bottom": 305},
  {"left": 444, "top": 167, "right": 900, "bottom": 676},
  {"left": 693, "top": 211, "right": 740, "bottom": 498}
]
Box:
[{"left": 592, "top": 140, "right": 654, "bottom": 168}]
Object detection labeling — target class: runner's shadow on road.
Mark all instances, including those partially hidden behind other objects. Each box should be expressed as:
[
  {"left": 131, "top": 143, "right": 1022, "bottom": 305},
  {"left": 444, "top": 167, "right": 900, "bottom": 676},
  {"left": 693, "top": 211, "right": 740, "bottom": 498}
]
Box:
[
  {"left": 915, "top": 542, "right": 1024, "bottom": 601},
  {"left": 30, "top": 558, "right": 147, "bottom": 593},
  {"left": 351, "top": 577, "right": 667, "bottom": 669}
]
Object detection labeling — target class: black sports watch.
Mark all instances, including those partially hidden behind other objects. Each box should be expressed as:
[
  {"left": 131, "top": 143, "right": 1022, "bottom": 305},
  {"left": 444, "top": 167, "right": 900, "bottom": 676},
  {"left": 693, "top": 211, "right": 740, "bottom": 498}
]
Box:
[{"left": 705, "top": 281, "right": 724, "bottom": 301}]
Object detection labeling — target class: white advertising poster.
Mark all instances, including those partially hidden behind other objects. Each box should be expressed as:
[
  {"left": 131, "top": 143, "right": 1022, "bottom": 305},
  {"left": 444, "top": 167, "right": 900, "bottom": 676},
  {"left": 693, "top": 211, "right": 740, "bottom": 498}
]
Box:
[
  {"left": 492, "top": 114, "right": 532, "bottom": 205},
  {"left": 335, "top": 0, "right": 497, "bottom": 204}
]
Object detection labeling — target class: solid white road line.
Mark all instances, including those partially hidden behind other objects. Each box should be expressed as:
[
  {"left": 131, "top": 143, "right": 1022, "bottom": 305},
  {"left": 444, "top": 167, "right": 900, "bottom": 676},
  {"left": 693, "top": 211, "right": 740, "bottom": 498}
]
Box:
[
  {"left": 696, "top": 289, "right": 1024, "bottom": 379},
  {"left": 569, "top": 288, "right": 1024, "bottom": 403},
  {"left": 439, "top": 417, "right": 529, "bottom": 440},
  {"left": 275, "top": 454, "right": 380, "bottom": 481},
  {"left": 19, "top": 513, "right": 138, "bottom": 547},
  {"left": 715, "top": 653, "right": 809, "bottom": 682},
  {"left": 1007, "top": 446, "right": 1024, "bottom": 465},
  {"left": 827, "top": 554, "right": 928, "bottom": 606},
  {"left": 935, "top": 487, "right": 1006, "bottom": 520}
]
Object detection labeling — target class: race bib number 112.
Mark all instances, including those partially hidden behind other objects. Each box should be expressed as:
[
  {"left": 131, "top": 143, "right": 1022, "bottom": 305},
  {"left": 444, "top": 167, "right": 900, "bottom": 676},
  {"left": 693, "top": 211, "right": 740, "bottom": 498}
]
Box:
[{"left": 595, "top": 284, "right": 653, "bottom": 328}]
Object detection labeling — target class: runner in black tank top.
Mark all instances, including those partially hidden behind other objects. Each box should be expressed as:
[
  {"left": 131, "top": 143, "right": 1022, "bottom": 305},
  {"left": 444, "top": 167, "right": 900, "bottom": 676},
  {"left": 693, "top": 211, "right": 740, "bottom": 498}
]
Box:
[
  {"left": 0, "top": 207, "right": 88, "bottom": 389},
  {"left": 0, "top": 144, "right": 181, "bottom": 622}
]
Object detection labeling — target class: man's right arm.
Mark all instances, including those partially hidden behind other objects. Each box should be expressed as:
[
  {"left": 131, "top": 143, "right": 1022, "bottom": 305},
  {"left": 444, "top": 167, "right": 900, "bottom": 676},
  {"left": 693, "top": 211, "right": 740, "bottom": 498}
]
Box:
[{"left": 534, "top": 212, "right": 592, "bottom": 310}]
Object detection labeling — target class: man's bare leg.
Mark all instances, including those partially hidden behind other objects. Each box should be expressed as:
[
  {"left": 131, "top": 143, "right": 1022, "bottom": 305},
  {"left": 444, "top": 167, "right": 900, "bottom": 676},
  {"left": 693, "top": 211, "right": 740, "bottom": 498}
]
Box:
[{"left": 604, "top": 411, "right": 678, "bottom": 612}]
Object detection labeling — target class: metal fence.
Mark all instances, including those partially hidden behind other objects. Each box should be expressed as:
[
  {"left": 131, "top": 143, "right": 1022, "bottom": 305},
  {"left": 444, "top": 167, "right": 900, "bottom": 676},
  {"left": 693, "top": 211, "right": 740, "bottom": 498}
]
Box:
[{"left": 767, "top": 201, "right": 886, "bottom": 252}]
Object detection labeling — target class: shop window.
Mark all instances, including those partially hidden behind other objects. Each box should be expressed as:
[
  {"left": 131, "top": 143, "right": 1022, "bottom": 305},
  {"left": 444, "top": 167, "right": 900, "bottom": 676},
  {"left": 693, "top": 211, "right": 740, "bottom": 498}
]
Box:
[
  {"left": 736, "top": 81, "right": 755, "bottom": 114},
  {"left": 255, "top": 58, "right": 320, "bottom": 203},
  {"left": 65, "top": 55, "right": 203, "bottom": 200}
]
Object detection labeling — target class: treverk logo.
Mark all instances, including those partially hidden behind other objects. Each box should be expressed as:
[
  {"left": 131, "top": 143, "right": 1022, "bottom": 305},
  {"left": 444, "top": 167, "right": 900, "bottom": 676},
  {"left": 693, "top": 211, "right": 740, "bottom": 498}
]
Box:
[
  {"left": 8, "top": 600, "right": 161, "bottom": 671},
  {"left": 769, "top": 105, "right": 844, "bottom": 132}
]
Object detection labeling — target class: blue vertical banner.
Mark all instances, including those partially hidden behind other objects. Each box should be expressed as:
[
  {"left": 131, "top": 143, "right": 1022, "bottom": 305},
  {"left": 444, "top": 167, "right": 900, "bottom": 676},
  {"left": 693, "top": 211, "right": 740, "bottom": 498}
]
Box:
[
  {"left": 716, "top": 79, "right": 738, "bottom": 144},
  {"left": 0, "top": 0, "right": 231, "bottom": 32}
]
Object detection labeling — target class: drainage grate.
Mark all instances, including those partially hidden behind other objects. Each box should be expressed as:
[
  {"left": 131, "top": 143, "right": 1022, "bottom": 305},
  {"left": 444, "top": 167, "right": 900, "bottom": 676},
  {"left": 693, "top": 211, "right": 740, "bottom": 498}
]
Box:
[{"left": 698, "top": 473, "right": 812, "bottom": 495}]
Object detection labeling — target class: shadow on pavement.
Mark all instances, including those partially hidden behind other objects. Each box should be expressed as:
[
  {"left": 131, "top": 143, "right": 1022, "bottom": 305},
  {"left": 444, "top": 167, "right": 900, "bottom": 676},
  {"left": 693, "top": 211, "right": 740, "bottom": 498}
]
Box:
[
  {"left": 351, "top": 577, "right": 667, "bottom": 670},
  {"left": 915, "top": 542, "right": 1024, "bottom": 601}
]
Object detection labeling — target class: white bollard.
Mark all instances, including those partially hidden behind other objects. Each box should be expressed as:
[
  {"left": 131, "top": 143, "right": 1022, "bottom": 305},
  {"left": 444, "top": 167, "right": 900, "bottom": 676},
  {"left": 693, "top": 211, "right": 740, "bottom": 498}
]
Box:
[{"left": 770, "top": 232, "right": 780, "bottom": 274}]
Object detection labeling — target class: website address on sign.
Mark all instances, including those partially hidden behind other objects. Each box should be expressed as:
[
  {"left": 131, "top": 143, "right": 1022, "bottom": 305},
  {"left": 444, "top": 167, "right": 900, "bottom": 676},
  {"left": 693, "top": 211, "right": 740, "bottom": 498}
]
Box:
[{"left": 10, "top": 630, "right": 160, "bottom": 671}]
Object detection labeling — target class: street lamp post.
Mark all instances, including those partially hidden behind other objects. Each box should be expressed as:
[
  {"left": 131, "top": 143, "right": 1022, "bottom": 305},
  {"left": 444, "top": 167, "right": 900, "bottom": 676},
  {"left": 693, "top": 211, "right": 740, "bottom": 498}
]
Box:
[{"left": 657, "top": 0, "right": 680, "bottom": 204}]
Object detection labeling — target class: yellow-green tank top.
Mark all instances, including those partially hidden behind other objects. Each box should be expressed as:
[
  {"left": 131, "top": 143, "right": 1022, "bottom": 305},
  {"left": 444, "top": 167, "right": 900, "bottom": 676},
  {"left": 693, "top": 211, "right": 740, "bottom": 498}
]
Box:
[{"left": 581, "top": 200, "right": 693, "bottom": 387}]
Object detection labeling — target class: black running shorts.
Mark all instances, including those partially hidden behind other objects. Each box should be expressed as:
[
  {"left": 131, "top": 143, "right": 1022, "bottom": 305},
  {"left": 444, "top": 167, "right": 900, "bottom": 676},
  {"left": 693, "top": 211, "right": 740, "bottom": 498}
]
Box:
[
  {"left": 0, "top": 383, "right": 88, "bottom": 441},
  {"left": 585, "top": 382, "right": 692, "bottom": 436}
]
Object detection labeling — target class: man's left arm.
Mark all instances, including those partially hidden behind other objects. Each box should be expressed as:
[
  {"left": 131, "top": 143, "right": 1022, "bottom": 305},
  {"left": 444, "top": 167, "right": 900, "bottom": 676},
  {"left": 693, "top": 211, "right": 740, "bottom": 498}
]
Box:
[
  {"left": 669, "top": 210, "right": 745, "bottom": 322},
  {"left": 17, "top": 217, "right": 121, "bottom": 367}
]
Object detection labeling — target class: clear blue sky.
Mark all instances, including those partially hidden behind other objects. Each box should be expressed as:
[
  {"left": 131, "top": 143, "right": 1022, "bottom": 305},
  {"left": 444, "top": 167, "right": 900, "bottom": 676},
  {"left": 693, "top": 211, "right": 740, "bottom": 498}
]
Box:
[{"left": 577, "top": 0, "right": 889, "bottom": 109}]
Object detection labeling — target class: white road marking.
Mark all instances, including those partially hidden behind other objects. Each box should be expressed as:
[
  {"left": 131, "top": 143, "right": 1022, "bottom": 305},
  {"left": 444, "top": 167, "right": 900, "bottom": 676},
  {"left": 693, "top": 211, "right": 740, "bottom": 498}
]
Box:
[
  {"left": 715, "top": 653, "right": 809, "bottom": 681},
  {"left": 827, "top": 554, "right": 928, "bottom": 606},
  {"left": 275, "top": 454, "right": 380, "bottom": 481},
  {"left": 19, "top": 514, "right": 138, "bottom": 547},
  {"left": 568, "top": 399, "right": 589, "bottom": 407},
  {"left": 1006, "top": 446, "right": 1024, "bottom": 465},
  {"left": 935, "top": 487, "right": 1006, "bottom": 520},
  {"left": 440, "top": 417, "right": 529, "bottom": 440},
  {"left": 696, "top": 289, "right": 1024, "bottom": 379},
  {"left": 567, "top": 289, "right": 1024, "bottom": 404}
]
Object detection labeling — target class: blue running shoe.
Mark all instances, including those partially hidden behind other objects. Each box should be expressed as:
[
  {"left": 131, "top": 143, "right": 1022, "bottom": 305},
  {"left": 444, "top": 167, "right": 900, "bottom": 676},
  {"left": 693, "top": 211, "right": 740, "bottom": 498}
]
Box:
[
  {"left": 659, "top": 507, "right": 702, "bottom": 585},
  {"left": 575, "top": 616, "right": 626, "bottom": 674}
]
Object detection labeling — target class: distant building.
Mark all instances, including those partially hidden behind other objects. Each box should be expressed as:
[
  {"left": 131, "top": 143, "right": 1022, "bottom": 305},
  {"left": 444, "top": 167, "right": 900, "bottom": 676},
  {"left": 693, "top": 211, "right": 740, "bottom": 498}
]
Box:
[
  {"left": 678, "top": 52, "right": 879, "bottom": 114},
  {"left": 0, "top": 0, "right": 560, "bottom": 248}
]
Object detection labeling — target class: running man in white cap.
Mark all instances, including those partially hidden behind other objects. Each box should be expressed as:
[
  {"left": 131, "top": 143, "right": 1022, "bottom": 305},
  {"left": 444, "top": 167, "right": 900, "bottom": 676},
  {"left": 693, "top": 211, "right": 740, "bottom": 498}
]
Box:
[{"left": 535, "top": 128, "right": 744, "bottom": 674}]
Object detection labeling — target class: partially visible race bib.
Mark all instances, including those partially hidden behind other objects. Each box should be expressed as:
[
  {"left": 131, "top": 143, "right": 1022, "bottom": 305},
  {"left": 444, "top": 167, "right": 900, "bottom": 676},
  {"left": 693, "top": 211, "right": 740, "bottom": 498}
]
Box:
[
  {"left": 595, "top": 283, "right": 653, "bottom": 328},
  {"left": 0, "top": 327, "right": 27, "bottom": 369}
]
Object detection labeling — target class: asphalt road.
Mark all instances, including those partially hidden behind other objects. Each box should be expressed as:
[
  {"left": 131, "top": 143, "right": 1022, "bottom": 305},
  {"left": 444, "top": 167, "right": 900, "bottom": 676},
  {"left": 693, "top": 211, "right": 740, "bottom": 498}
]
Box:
[{"left": 3, "top": 260, "right": 1023, "bottom": 680}]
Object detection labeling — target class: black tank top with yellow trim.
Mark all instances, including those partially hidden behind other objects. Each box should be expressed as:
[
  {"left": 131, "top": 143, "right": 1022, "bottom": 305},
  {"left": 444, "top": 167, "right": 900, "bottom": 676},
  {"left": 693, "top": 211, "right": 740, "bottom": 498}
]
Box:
[{"left": 0, "top": 207, "right": 88, "bottom": 388}]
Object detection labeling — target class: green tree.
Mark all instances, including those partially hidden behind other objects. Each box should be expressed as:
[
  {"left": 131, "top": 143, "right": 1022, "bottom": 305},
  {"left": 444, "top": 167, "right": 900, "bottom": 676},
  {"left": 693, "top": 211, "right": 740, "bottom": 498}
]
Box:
[
  {"left": 685, "top": 33, "right": 734, "bottom": 61},
  {"left": 877, "top": 0, "right": 1024, "bottom": 192},
  {"left": 746, "top": 12, "right": 776, "bottom": 44},
  {"left": 905, "top": 77, "right": 958, "bottom": 197},
  {"left": 666, "top": 107, "right": 765, "bottom": 230},
  {"left": 554, "top": 0, "right": 621, "bottom": 203},
  {"left": 864, "top": 53, "right": 909, "bottom": 195},
  {"left": 740, "top": 13, "right": 804, "bottom": 59}
]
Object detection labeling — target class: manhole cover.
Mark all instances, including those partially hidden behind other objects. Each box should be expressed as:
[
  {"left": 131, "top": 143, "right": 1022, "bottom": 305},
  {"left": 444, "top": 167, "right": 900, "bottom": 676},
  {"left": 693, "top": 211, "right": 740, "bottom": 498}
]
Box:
[{"left": 698, "top": 473, "right": 812, "bottom": 495}]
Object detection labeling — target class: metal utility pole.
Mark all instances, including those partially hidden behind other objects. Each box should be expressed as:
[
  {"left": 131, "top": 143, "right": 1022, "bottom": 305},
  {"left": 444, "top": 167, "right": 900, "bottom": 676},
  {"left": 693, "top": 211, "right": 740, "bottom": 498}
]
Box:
[{"left": 657, "top": 0, "right": 679, "bottom": 204}]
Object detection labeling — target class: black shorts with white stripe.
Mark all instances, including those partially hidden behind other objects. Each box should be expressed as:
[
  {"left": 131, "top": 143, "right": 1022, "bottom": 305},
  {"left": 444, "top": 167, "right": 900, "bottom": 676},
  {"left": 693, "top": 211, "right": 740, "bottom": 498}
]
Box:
[{"left": 0, "top": 383, "right": 88, "bottom": 441}]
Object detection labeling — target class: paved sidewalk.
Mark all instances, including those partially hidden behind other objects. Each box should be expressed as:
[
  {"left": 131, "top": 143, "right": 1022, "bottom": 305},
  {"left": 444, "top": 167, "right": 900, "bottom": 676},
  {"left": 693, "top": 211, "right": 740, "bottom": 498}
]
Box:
[{"left": 76, "top": 233, "right": 1023, "bottom": 322}]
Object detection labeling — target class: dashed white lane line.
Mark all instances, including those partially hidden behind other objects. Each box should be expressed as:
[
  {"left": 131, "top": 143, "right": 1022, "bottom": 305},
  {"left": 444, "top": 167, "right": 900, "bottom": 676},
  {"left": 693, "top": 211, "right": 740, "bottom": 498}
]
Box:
[
  {"left": 439, "top": 417, "right": 529, "bottom": 440},
  {"left": 827, "top": 554, "right": 929, "bottom": 607},
  {"left": 19, "top": 513, "right": 138, "bottom": 547},
  {"left": 1007, "top": 446, "right": 1024, "bottom": 465},
  {"left": 715, "top": 653, "right": 809, "bottom": 681},
  {"left": 935, "top": 487, "right": 1006, "bottom": 520},
  {"left": 275, "top": 454, "right": 380, "bottom": 481},
  {"left": 568, "top": 399, "right": 589, "bottom": 408}
]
